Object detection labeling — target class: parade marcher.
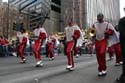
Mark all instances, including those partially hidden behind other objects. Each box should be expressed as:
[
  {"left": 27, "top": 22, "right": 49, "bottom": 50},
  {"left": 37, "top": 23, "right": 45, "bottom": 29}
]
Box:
[
  {"left": 88, "top": 42, "right": 95, "bottom": 56},
  {"left": 108, "top": 25, "right": 122, "bottom": 66},
  {"left": 47, "top": 32, "right": 56, "bottom": 60},
  {"left": 17, "top": 28, "right": 28, "bottom": 63},
  {"left": 33, "top": 24, "right": 47, "bottom": 67},
  {"left": 54, "top": 38, "right": 60, "bottom": 56},
  {"left": 75, "top": 29, "right": 84, "bottom": 58},
  {"left": 65, "top": 19, "right": 80, "bottom": 70},
  {"left": 116, "top": 8, "right": 125, "bottom": 83},
  {"left": 92, "top": 13, "right": 114, "bottom": 76}
]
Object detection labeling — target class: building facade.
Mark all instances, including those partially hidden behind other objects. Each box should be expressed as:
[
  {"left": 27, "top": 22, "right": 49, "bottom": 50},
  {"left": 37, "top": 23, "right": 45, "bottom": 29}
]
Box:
[
  {"left": 43, "top": 0, "right": 61, "bottom": 33},
  {"left": 61, "top": 0, "right": 85, "bottom": 31},
  {"left": 61, "top": 0, "right": 120, "bottom": 30},
  {"left": 0, "top": 0, "right": 61, "bottom": 38},
  {"left": 0, "top": 2, "right": 28, "bottom": 38},
  {"left": 0, "top": 0, "right": 2, "bottom": 4},
  {"left": 9, "top": 0, "right": 61, "bottom": 34},
  {"left": 86, "top": 0, "right": 120, "bottom": 28},
  {"left": 0, "top": 0, "right": 121, "bottom": 38}
]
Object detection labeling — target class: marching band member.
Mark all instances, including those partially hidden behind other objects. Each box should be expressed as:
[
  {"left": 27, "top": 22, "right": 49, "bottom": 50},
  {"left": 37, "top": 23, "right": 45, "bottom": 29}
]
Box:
[
  {"left": 75, "top": 29, "right": 84, "bottom": 58},
  {"left": 88, "top": 42, "right": 95, "bottom": 56},
  {"left": 108, "top": 25, "right": 122, "bottom": 66},
  {"left": 47, "top": 32, "right": 56, "bottom": 60},
  {"left": 65, "top": 19, "right": 80, "bottom": 70},
  {"left": 92, "top": 13, "right": 114, "bottom": 76},
  {"left": 17, "top": 28, "right": 28, "bottom": 63},
  {"left": 33, "top": 24, "right": 47, "bottom": 67}
]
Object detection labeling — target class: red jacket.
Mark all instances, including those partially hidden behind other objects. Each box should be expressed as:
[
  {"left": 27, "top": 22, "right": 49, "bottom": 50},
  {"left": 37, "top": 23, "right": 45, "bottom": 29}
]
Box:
[{"left": 1, "top": 38, "right": 9, "bottom": 45}]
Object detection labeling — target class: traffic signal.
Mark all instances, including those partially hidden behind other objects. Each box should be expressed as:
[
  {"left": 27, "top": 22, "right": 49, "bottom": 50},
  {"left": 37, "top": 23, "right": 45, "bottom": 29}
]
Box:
[{"left": 13, "top": 23, "right": 24, "bottom": 31}]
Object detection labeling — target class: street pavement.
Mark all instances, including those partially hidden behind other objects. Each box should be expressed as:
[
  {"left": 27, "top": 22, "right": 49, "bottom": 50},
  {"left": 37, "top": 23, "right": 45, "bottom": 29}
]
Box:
[{"left": 0, "top": 54, "right": 122, "bottom": 83}]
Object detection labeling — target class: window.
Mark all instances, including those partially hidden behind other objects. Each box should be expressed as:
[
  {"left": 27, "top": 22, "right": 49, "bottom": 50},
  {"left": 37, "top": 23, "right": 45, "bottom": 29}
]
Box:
[
  {"left": 51, "top": 0, "right": 61, "bottom": 5},
  {"left": 51, "top": 5, "right": 61, "bottom": 13}
]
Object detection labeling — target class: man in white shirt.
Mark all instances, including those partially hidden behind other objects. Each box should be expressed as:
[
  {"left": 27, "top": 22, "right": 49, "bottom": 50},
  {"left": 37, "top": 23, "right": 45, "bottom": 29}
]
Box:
[
  {"left": 17, "top": 28, "right": 28, "bottom": 63},
  {"left": 92, "top": 13, "right": 114, "bottom": 76},
  {"left": 108, "top": 25, "right": 122, "bottom": 66},
  {"left": 47, "top": 32, "right": 56, "bottom": 60},
  {"left": 65, "top": 19, "right": 80, "bottom": 70},
  {"left": 33, "top": 24, "right": 47, "bottom": 67}
]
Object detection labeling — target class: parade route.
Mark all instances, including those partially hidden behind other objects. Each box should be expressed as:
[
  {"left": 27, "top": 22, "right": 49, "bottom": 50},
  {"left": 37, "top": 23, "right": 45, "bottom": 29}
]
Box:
[{"left": 0, "top": 54, "right": 122, "bottom": 83}]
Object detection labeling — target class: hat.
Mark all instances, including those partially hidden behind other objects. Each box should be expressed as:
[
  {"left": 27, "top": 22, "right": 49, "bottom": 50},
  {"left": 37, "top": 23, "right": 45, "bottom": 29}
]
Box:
[{"left": 97, "top": 13, "right": 104, "bottom": 18}]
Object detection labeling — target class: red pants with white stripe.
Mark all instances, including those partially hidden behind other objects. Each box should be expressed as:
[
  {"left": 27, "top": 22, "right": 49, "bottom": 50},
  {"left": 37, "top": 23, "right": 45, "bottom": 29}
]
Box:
[
  {"left": 113, "top": 43, "right": 122, "bottom": 63},
  {"left": 95, "top": 39, "right": 107, "bottom": 72},
  {"left": 18, "top": 43, "right": 26, "bottom": 60},
  {"left": 33, "top": 39, "right": 42, "bottom": 61},
  {"left": 108, "top": 46, "right": 114, "bottom": 58},
  {"left": 66, "top": 40, "right": 75, "bottom": 67},
  {"left": 48, "top": 43, "right": 54, "bottom": 58}
]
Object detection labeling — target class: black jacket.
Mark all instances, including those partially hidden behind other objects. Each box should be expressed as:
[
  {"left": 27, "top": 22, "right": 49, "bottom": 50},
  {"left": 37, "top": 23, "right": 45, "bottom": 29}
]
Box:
[{"left": 118, "top": 17, "right": 125, "bottom": 41}]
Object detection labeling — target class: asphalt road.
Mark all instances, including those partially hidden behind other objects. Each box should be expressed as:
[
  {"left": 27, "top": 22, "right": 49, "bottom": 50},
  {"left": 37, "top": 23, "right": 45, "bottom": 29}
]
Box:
[{"left": 0, "top": 54, "right": 122, "bottom": 83}]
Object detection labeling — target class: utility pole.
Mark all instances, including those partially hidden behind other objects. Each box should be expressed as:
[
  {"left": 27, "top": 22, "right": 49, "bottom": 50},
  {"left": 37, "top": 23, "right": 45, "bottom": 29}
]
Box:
[
  {"left": 79, "top": 0, "right": 83, "bottom": 29},
  {"left": 6, "top": 0, "right": 9, "bottom": 39},
  {"left": 72, "top": 0, "right": 75, "bottom": 22}
]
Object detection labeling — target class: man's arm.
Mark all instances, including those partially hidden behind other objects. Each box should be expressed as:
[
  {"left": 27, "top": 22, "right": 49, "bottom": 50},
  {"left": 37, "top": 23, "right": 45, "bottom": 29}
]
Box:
[
  {"left": 105, "top": 23, "right": 114, "bottom": 38},
  {"left": 72, "top": 25, "right": 81, "bottom": 40}
]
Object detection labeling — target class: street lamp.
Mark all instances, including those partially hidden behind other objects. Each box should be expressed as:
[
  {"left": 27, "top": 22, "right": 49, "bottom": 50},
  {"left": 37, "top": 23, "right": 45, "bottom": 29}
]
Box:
[
  {"left": 4, "top": 0, "right": 9, "bottom": 39},
  {"left": 6, "top": 0, "right": 9, "bottom": 39}
]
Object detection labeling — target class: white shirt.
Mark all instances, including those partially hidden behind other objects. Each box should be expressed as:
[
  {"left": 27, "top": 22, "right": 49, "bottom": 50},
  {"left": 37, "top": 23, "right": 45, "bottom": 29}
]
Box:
[
  {"left": 33, "top": 27, "right": 47, "bottom": 37},
  {"left": 108, "top": 28, "right": 120, "bottom": 47},
  {"left": 76, "top": 30, "right": 84, "bottom": 47},
  {"left": 17, "top": 33, "right": 28, "bottom": 43},
  {"left": 65, "top": 24, "right": 80, "bottom": 42},
  {"left": 47, "top": 35, "right": 56, "bottom": 43},
  {"left": 94, "top": 22, "right": 110, "bottom": 40}
]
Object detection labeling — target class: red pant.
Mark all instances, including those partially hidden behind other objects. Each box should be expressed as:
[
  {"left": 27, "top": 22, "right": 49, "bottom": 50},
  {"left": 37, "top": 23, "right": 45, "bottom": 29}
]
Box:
[
  {"left": 75, "top": 47, "right": 79, "bottom": 54},
  {"left": 18, "top": 43, "right": 26, "bottom": 60},
  {"left": 113, "top": 43, "right": 122, "bottom": 63},
  {"left": 33, "top": 39, "right": 42, "bottom": 61},
  {"left": 89, "top": 45, "right": 94, "bottom": 54},
  {"left": 48, "top": 43, "right": 54, "bottom": 58},
  {"left": 95, "top": 39, "right": 107, "bottom": 72},
  {"left": 108, "top": 46, "right": 114, "bottom": 58},
  {"left": 66, "top": 41, "right": 75, "bottom": 67}
]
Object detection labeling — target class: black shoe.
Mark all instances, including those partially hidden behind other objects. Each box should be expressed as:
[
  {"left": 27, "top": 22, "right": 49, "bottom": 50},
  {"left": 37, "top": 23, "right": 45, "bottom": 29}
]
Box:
[
  {"left": 20, "top": 61, "right": 26, "bottom": 64},
  {"left": 36, "top": 63, "right": 43, "bottom": 67},
  {"left": 102, "top": 73, "right": 107, "bottom": 76},
  {"left": 20, "top": 59, "right": 26, "bottom": 64},
  {"left": 66, "top": 67, "right": 74, "bottom": 71},
  {"left": 116, "top": 78, "right": 120, "bottom": 82},
  {"left": 98, "top": 72, "right": 103, "bottom": 77},
  {"left": 98, "top": 71, "right": 107, "bottom": 77},
  {"left": 66, "top": 65, "right": 74, "bottom": 71},
  {"left": 36, "top": 64, "right": 43, "bottom": 67}
]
